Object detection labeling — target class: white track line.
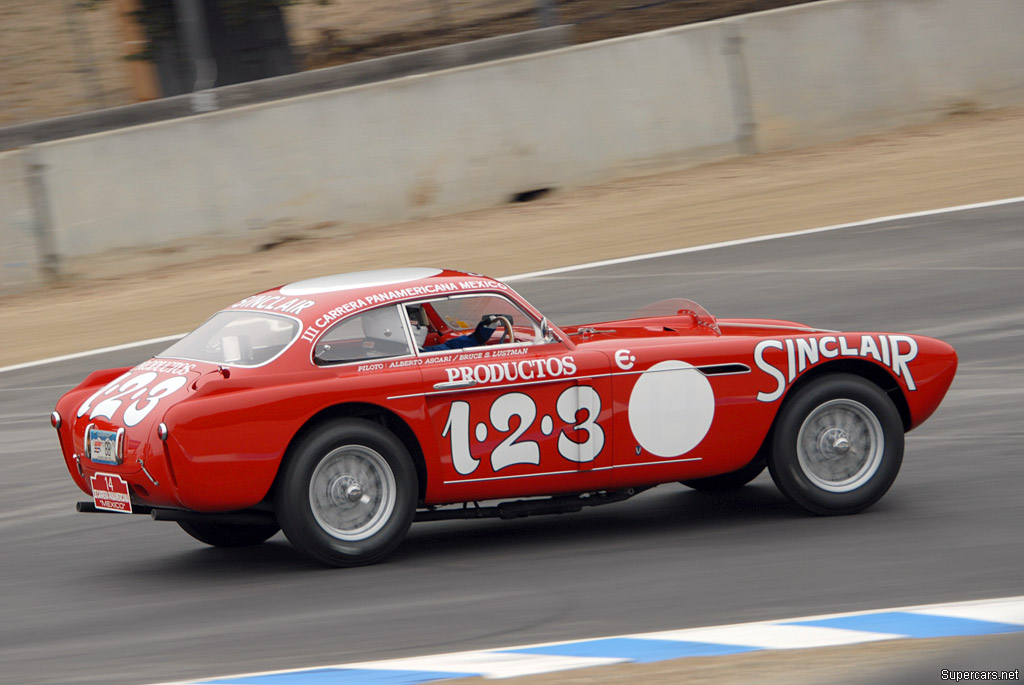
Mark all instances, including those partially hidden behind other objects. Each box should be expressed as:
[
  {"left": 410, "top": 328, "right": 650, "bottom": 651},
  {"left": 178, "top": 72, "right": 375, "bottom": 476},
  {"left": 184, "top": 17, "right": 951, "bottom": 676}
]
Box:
[
  {"left": 0, "top": 334, "right": 186, "bottom": 375},
  {"left": 148, "top": 595, "right": 1024, "bottom": 685},
  {"left": 502, "top": 195, "right": 1024, "bottom": 281},
  {"left": 4, "top": 195, "right": 1023, "bottom": 376}
]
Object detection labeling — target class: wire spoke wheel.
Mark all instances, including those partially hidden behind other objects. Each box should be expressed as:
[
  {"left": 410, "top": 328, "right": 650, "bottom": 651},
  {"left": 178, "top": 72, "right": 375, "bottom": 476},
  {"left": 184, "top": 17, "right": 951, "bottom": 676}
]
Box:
[
  {"left": 796, "top": 399, "right": 884, "bottom": 493},
  {"left": 309, "top": 445, "right": 397, "bottom": 541},
  {"left": 768, "top": 373, "right": 903, "bottom": 515},
  {"left": 277, "top": 418, "right": 417, "bottom": 567}
]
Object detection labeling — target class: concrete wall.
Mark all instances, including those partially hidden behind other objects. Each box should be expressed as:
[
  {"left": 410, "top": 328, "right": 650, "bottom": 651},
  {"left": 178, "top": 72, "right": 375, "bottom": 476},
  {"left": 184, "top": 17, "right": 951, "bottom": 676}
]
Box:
[
  {"left": 3, "top": 0, "right": 1024, "bottom": 293},
  {"left": 38, "top": 23, "right": 740, "bottom": 257},
  {"left": 740, "top": 0, "right": 1024, "bottom": 151}
]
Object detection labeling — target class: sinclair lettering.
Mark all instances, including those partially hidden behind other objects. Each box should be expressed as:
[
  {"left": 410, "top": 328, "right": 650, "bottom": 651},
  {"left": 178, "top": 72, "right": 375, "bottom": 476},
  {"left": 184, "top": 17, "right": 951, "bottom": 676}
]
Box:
[
  {"left": 231, "top": 294, "right": 316, "bottom": 315},
  {"left": 755, "top": 334, "right": 919, "bottom": 402}
]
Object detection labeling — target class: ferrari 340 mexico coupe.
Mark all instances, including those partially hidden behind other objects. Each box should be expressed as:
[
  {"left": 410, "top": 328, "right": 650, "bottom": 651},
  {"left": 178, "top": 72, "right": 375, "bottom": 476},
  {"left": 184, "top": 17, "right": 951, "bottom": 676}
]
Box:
[{"left": 52, "top": 268, "right": 957, "bottom": 566}]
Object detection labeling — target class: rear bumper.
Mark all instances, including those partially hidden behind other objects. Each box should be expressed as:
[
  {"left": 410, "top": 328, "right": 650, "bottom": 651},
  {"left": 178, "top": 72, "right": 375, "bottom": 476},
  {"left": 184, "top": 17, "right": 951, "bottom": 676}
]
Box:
[{"left": 75, "top": 500, "right": 277, "bottom": 526}]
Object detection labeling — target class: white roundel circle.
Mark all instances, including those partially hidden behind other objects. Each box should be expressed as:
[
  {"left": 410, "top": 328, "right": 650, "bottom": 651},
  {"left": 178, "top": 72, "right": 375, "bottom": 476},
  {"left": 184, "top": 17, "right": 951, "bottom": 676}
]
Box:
[{"left": 627, "top": 360, "right": 715, "bottom": 457}]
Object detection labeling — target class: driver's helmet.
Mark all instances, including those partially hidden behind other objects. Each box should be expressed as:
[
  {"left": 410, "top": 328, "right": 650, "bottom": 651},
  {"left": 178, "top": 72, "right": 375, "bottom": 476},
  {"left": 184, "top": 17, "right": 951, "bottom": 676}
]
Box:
[
  {"left": 406, "top": 305, "right": 429, "bottom": 347},
  {"left": 361, "top": 307, "right": 404, "bottom": 343}
]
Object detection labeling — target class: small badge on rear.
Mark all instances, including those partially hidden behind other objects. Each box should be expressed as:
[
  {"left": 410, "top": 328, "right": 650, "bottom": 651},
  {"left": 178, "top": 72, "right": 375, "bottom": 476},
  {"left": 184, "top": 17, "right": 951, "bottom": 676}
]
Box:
[{"left": 91, "top": 473, "right": 132, "bottom": 514}]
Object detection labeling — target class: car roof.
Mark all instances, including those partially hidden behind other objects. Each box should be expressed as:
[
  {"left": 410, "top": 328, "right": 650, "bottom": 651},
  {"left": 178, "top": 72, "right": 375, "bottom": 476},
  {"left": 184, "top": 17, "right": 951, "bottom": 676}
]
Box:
[{"left": 225, "top": 268, "right": 520, "bottom": 325}]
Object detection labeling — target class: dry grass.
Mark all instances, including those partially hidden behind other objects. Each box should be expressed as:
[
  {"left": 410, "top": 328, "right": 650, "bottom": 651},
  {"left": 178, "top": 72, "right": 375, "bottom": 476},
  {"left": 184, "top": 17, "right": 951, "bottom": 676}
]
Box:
[{"left": 0, "top": 0, "right": 130, "bottom": 124}]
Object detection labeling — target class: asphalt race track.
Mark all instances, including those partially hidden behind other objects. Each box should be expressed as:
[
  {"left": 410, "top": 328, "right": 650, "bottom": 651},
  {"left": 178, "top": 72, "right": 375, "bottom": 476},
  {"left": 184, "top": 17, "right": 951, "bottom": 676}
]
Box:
[{"left": 2, "top": 202, "right": 1023, "bottom": 685}]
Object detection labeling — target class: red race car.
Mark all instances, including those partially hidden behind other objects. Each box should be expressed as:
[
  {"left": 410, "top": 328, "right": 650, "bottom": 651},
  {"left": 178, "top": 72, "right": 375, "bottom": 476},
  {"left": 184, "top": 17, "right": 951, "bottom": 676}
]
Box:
[{"left": 52, "top": 268, "right": 957, "bottom": 566}]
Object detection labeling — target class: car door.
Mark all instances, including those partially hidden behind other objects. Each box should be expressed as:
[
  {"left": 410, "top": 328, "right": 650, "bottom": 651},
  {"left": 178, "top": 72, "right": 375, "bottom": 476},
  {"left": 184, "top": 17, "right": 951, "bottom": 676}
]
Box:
[
  {"left": 412, "top": 294, "right": 613, "bottom": 502},
  {"left": 606, "top": 333, "right": 766, "bottom": 484}
]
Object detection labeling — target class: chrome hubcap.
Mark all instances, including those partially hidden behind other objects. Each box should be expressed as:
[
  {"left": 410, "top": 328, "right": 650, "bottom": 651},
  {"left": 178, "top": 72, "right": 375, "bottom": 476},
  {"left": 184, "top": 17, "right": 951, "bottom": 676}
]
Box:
[
  {"left": 310, "top": 445, "right": 395, "bottom": 541},
  {"left": 327, "top": 475, "right": 367, "bottom": 504},
  {"left": 797, "top": 399, "right": 884, "bottom": 493},
  {"left": 819, "top": 428, "right": 851, "bottom": 456}
]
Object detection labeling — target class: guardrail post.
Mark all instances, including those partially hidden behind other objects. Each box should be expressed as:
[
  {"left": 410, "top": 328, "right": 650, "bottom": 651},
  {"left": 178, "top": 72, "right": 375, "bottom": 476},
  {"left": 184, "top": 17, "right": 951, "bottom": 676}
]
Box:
[
  {"left": 173, "top": 0, "right": 219, "bottom": 113},
  {"left": 537, "top": 0, "right": 559, "bottom": 28},
  {"left": 24, "top": 147, "right": 60, "bottom": 281},
  {"left": 723, "top": 22, "right": 758, "bottom": 156},
  {"left": 112, "top": 0, "right": 162, "bottom": 101}
]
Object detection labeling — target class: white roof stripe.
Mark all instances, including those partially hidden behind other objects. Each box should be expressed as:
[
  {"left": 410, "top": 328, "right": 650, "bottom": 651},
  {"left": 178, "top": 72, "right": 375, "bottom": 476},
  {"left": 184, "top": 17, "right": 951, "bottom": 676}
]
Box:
[{"left": 279, "top": 268, "right": 443, "bottom": 295}]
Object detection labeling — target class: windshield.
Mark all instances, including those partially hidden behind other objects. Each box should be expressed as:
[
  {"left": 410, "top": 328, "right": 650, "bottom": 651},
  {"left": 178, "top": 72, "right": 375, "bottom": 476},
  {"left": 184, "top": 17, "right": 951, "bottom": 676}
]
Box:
[
  {"left": 159, "top": 311, "right": 300, "bottom": 366},
  {"left": 631, "top": 298, "right": 720, "bottom": 334}
]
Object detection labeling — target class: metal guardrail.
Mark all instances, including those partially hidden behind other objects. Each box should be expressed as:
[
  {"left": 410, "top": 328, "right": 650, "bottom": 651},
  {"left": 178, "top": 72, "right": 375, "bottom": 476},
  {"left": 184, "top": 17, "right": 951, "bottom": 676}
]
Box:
[{"left": 0, "top": 25, "right": 571, "bottom": 152}]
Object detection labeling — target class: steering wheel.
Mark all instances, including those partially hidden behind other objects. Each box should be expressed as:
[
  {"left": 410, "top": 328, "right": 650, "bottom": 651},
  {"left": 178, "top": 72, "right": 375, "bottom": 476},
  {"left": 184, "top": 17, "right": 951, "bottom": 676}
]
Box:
[{"left": 492, "top": 315, "right": 514, "bottom": 344}]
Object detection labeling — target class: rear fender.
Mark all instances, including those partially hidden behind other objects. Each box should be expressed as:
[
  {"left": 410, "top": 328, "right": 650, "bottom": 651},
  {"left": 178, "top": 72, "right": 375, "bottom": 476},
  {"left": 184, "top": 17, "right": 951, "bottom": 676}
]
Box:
[
  {"left": 271, "top": 402, "right": 428, "bottom": 502},
  {"left": 54, "top": 367, "right": 133, "bottom": 494}
]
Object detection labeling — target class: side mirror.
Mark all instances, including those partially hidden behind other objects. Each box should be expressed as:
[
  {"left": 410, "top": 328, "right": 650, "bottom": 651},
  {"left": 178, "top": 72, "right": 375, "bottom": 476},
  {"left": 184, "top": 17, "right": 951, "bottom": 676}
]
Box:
[{"left": 541, "top": 317, "right": 553, "bottom": 342}]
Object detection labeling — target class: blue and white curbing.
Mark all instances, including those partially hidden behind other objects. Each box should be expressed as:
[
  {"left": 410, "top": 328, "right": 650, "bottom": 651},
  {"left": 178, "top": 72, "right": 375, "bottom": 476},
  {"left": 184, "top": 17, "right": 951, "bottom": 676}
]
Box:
[{"left": 155, "top": 596, "right": 1024, "bottom": 685}]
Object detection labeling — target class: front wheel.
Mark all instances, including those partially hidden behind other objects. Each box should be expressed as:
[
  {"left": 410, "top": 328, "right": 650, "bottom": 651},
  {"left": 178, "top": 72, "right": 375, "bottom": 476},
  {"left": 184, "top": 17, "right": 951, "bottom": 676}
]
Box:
[
  {"left": 277, "top": 419, "right": 417, "bottom": 567},
  {"left": 768, "top": 374, "right": 903, "bottom": 515}
]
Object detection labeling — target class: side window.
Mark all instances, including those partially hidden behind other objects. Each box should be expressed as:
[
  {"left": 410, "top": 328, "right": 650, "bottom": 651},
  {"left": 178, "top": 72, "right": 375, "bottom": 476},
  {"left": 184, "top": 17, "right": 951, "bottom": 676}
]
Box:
[
  {"left": 410, "top": 294, "right": 541, "bottom": 353},
  {"left": 314, "top": 306, "right": 413, "bottom": 364}
]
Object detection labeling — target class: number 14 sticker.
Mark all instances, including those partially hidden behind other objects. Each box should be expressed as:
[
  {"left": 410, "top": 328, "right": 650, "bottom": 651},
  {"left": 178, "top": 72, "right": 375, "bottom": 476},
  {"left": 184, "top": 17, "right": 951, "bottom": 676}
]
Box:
[{"left": 442, "top": 387, "right": 605, "bottom": 475}]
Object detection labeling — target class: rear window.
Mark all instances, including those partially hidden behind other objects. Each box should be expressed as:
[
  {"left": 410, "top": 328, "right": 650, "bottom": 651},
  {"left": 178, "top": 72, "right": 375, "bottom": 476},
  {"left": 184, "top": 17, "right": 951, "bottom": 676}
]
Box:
[{"left": 159, "top": 311, "right": 300, "bottom": 367}]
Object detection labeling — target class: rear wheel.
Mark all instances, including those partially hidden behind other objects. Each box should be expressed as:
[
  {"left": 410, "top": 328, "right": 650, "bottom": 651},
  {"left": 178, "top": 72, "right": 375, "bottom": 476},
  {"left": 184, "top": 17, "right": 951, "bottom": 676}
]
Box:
[
  {"left": 277, "top": 419, "right": 417, "bottom": 567},
  {"left": 177, "top": 520, "right": 280, "bottom": 547},
  {"left": 768, "top": 374, "right": 903, "bottom": 515}
]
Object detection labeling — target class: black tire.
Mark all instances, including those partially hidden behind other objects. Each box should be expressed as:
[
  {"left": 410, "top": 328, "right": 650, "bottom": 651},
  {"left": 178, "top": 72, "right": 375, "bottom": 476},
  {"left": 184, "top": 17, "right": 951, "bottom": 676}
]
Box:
[
  {"left": 681, "top": 454, "right": 766, "bottom": 492},
  {"left": 768, "top": 373, "right": 903, "bottom": 515},
  {"left": 276, "top": 418, "right": 417, "bottom": 567},
  {"left": 177, "top": 520, "right": 280, "bottom": 547}
]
